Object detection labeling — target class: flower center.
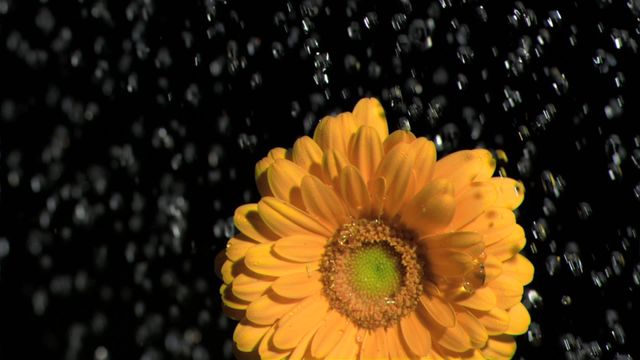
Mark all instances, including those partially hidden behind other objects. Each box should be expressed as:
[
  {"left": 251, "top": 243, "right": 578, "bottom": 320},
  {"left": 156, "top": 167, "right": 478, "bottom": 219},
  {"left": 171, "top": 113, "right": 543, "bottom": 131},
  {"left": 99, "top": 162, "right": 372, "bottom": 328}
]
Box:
[{"left": 320, "top": 219, "right": 423, "bottom": 329}]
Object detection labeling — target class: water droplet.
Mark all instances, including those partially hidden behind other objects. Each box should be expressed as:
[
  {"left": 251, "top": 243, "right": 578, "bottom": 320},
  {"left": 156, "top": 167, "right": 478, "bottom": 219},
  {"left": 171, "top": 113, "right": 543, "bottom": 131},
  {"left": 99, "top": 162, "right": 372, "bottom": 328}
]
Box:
[{"left": 561, "top": 295, "right": 572, "bottom": 305}]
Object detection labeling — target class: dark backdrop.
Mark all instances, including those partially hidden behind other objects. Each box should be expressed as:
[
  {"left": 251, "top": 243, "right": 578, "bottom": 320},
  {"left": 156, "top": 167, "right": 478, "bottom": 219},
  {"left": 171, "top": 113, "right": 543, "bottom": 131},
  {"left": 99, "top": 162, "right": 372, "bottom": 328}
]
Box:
[{"left": 1, "top": 0, "right": 640, "bottom": 359}]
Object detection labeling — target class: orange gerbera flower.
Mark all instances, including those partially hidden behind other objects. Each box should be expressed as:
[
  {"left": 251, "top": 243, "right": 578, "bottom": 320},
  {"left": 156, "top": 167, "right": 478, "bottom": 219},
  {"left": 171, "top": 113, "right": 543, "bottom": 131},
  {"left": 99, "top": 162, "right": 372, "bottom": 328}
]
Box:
[{"left": 217, "top": 98, "right": 533, "bottom": 359}]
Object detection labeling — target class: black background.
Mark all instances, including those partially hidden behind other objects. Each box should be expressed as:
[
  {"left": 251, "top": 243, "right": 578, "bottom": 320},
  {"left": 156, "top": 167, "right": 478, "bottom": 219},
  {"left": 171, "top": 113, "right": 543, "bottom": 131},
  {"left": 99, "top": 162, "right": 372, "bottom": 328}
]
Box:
[{"left": 1, "top": 0, "right": 640, "bottom": 359}]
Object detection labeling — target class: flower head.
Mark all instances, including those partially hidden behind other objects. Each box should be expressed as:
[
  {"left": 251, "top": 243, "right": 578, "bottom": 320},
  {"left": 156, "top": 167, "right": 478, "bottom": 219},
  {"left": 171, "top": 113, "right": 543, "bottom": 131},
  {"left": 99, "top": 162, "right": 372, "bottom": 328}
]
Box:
[{"left": 217, "top": 98, "right": 533, "bottom": 359}]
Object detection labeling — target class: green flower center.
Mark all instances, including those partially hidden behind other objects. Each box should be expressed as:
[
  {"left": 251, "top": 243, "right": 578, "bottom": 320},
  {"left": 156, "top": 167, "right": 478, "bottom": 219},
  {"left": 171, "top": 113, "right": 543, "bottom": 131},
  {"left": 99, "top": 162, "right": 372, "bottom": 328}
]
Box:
[{"left": 347, "top": 245, "right": 401, "bottom": 299}]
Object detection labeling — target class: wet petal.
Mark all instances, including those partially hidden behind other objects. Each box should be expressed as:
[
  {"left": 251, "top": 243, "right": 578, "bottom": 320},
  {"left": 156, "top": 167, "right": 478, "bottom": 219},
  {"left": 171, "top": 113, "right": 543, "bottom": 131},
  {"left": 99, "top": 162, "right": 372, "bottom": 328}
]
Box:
[
  {"left": 273, "top": 294, "right": 330, "bottom": 350},
  {"left": 233, "top": 318, "right": 270, "bottom": 352},
  {"left": 490, "top": 177, "right": 525, "bottom": 210},
  {"left": 245, "top": 291, "right": 299, "bottom": 325},
  {"left": 301, "top": 175, "right": 350, "bottom": 230},
  {"left": 234, "top": 204, "right": 279, "bottom": 243},
  {"left": 460, "top": 208, "right": 516, "bottom": 233},
  {"left": 484, "top": 255, "right": 503, "bottom": 283},
  {"left": 352, "top": 97, "right": 389, "bottom": 141},
  {"left": 480, "top": 335, "right": 516, "bottom": 360},
  {"left": 271, "top": 271, "right": 323, "bottom": 299},
  {"left": 433, "top": 319, "right": 472, "bottom": 352},
  {"left": 502, "top": 254, "right": 534, "bottom": 285},
  {"left": 368, "top": 176, "right": 386, "bottom": 218},
  {"left": 292, "top": 136, "right": 323, "bottom": 177},
  {"left": 400, "top": 179, "right": 456, "bottom": 237},
  {"left": 313, "top": 113, "right": 358, "bottom": 155},
  {"left": 258, "top": 196, "right": 332, "bottom": 237},
  {"left": 360, "top": 327, "right": 389, "bottom": 360},
  {"left": 310, "top": 311, "right": 349, "bottom": 358},
  {"left": 410, "top": 137, "right": 437, "bottom": 190},
  {"left": 375, "top": 143, "right": 414, "bottom": 217},
  {"left": 481, "top": 223, "right": 522, "bottom": 247},
  {"left": 244, "top": 243, "right": 319, "bottom": 277},
  {"left": 339, "top": 165, "right": 371, "bottom": 218},
  {"left": 486, "top": 225, "right": 526, "bottom": 261},
  {"left": 433, "top": 149, "right": 496, "bottom": 195},
  {"left": 221, "top": 283, "right": 250, "bottom": 311},
  {"left": 383, "top": 129, "right": 416, "bottom": 153},
  {"left": 349, "top": 125, "right": 384, "bottom": 182},
  {"left": 505, "top": 303, "right": 530, "bottom": 335},
  {"left": 427, "top": 249, "right": 475, "bottom": 277},
  {"left": 449, "top": 181, "right": 498, "bottom": 230},
  {"left": 456, "top": 311, "right": 488, "bottom": 349},
  {"left": 400, "top": 311, "right": 432, "bottom": 356},
  {"left": 472, "top": 307, "right": 510, "bottom": 335},
  {"left": 272, "top": 235, "right": 326, "bottom": 262},
  {"left": 419, "top": 292, "right": 456, "bottom": 328}
]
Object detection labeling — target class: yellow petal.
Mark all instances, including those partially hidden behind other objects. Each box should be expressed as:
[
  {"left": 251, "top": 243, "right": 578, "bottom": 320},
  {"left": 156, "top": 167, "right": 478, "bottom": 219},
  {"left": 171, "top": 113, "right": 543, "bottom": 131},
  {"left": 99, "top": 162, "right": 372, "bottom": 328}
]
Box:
[
  {"left": 400, "top": 311, "right": 432, "bottom": 356},
  {"left": 433, "top": 149, "right": 496, "bottom": 195},
  {"left": 481, "top": 223, "right": 522, "bottom": 247},
  {"left": 256, "top": 147, "right": 289, "bottom": 197},
  {"left": 290, "top": 322, "right": 322, "bottom": 360},
  {"left": 271, "top": 271, "right": 323, "bottom": 299},
  {"left": 233, "top": 318, "right": 271, "bottom": 352},
  {"left": 226, "top": 235, "right": 259, "bottom": 262},
  {"left": 433, "top": 319, "right": 472, "bottom": 352},
  {"left": 272, "top": 235, "right": 326, "bottom": 263},
  {"left": 323, "top": 149, "right": 350, "bottom": 187},
  {"left": 258, "top": 196, "right": 332, "bottom": 237},
  {"left": 220, "top": 260, "right": 235, "bottom": 285},
  {"left": 448, "top": 181, "right": 498, "bottom": 230},
  {"left": 454, "top": 287, "right": 497, "bottom": 311},
  {"left": 352, "top": 97, "right": 389, "bottom": 141},
  {"left": 419, "top": 232, "right": 484, "bottom": 258},
  {"left": 399, "top": 179, "right": 455, "bottom": 237},
  {"left": 490, "top": 177, "right": 525, "bottom": 210},
  {"left": 383, "top": 129, "right": 416, "bottom": 153},
  {"left": 310, "top": 311, "right": 349, "bottom": 358},
  {"left": 484, "top": 255, "right": 503, "bottom": 283},
  {"left": 419, "top": 292, "right": 456, "bottom": 328},
  {"left": 456, "top": 311, "right": 488, "bottom": 349},
  {"left": 292, "top": 136, "right": 323, "bottom": 177},
  {"left": 505, "top": 303, "right": 530, "bottom": 335},
  {"left": 375, "top": 143, "right": 414, "bottom": 217},
  {"left": 480, "top": 335, "right": 516, "bottom": 360},
  {"left": 258, "top": 324, "right": 291, "bottom": 359},
  {"left": 325, "top": 321, "right": 359, "bottom": 359},
  {"left": 368, "top": 176, "right": 386, "bottom": 218},
  {"left": 488, "top": 276, "right": 524, "bottom": 309},
  {"left": 502, "top": 254, "right": 534, "bottom": 285},
  {"left": 313, "top": 113, "right": 358, "bottom": 155},
  {"left": 267, "top": 159, "right": 307, "bottom": 209},
  {"left": 300, "top": 175, "right": 350, "bottom": 230},
  {"left": 232, "top": 271, "right": 276, "bottom": 302},
  {"left": 273, "top": 294, "right": 330, "bottom": 349},
  {"left": 486, "top": 225, "right": 526, "bottom": 261},
  {"left": 387, "top": 324, "right": 413, "bottom": 360},
  {"left": 349, "top": 125, "right": 384, "bottom": 182},
  {"left": 234, "top": 204, "right": 278, "bottom": 243},
  {"left": 472, "top": 307, "right": 510, "bottom": 335},
  {"left": 410, "top": 137, "right": 437, "bottom": 190},
  {"left": 245, "top": 291, "right": 299, "bottom": 325},
  {"left": 427, "top": 249, "right": 475, "bottom": 277},
  {"left": 339, "top": 165, "right": 371, "bottom": 218},
  {"left": 460, "top": 208, "right": 516, "bottom": 233},
  {"left": 244, "top": 243, "right": 319, "bottom": 277},
  {"left": 360, "top": 327, "right": 389, "bottom": 360}
]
